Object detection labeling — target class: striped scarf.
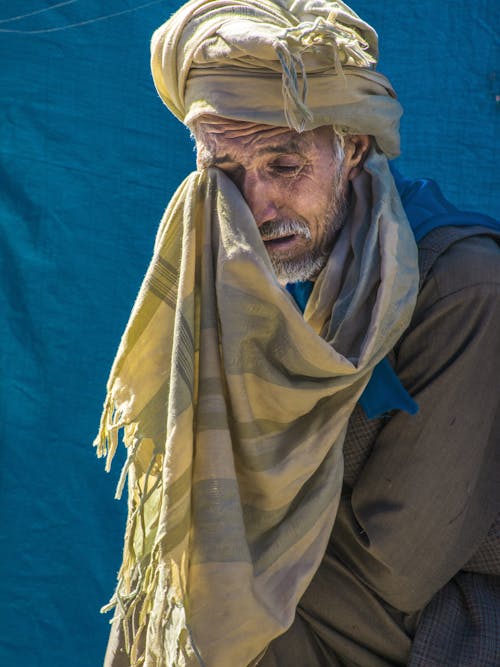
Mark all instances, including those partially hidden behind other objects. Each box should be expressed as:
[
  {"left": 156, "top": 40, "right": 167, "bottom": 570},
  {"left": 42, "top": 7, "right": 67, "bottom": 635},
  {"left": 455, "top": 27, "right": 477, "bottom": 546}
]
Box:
[{"left": 95, "top": 150, "right": 418, "bottom": 666}]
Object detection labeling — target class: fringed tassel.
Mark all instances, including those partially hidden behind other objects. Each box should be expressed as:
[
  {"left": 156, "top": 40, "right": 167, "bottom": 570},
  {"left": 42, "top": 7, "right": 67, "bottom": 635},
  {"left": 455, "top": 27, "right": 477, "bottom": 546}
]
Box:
[
  {"left": 150, "top": 554, "right": 200, "bottom": 666},
  {"left": 93, "top": 394, "right": 129, "bottom": 472},
  {"left": 104, "top": 551, "right": 196, "bottom": 666},
  {"left": 273, "top": 13, "right": 377, "bottom": 130},
  {"left": 274, "top": 39, "right": 312, "bottom": 132},
  {"left": 96, "top": 412, "right": 197, "bottom": 665}
]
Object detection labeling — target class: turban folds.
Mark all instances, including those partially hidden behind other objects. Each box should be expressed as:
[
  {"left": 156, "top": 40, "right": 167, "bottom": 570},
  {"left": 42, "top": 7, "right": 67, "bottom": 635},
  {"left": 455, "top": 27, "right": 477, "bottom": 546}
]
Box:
[{"left": 151, "top": 0, "right": 403, "bottom": 157}]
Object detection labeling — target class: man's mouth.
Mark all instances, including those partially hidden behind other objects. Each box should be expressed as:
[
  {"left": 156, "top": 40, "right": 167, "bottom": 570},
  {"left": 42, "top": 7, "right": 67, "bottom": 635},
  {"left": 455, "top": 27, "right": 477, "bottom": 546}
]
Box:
[
  {"left": 262, "top": 233, "right": 296, "bottom": 245},
  {"left": 260, "top": 220, "right": 311, "bottom": 253}
]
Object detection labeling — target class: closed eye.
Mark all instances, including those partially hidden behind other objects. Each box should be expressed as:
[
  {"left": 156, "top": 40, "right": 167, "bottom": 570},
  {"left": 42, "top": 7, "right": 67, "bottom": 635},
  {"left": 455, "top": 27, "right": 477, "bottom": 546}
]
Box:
[{"left": 269, "top": 162, "right": 303, "bottom": 177}]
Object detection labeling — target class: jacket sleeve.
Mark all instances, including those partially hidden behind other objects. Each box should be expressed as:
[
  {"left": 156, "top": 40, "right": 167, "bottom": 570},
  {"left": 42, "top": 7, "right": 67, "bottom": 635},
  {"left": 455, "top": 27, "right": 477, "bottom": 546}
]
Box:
[{"left": 331, "top": 235, "right": 500, "bottom": 612}]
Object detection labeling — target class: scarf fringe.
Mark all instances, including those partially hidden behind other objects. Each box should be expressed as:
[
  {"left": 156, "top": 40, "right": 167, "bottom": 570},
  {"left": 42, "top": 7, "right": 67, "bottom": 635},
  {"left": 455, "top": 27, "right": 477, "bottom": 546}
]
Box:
[
  {"left": 273, "top": 14, "right": 376, "bottom": 132},
  {"left": 94, "top": 364, "right": 200, "bottom": 659},
  {"left": 95, "top": 396, "right": 197, "bottom": 665}
]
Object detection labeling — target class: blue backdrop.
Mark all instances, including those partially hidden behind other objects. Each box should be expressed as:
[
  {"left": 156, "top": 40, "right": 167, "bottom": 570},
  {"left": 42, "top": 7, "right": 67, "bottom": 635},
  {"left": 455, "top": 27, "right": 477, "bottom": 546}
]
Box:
[{"left": 0, "top": 2, "right": 498, "bottom": 665}]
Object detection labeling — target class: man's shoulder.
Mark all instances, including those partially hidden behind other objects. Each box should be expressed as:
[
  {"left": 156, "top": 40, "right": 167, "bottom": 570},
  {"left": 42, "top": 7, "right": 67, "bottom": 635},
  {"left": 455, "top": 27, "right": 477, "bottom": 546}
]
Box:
[
  {"left": 423, "top": 233, "right": 500, "bottom": 300},
  {"left": 392, "top": 165, "right": 499, "bottom": 246},
  {"left": 392, "top": 166, "right": 500, "bottom": 299}
]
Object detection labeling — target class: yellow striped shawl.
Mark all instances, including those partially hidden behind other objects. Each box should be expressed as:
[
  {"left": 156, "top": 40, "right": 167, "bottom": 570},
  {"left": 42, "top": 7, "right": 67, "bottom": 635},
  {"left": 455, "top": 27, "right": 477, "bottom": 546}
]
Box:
[{"left": 95, "top": 149, "right": 418, "bottom": 666}]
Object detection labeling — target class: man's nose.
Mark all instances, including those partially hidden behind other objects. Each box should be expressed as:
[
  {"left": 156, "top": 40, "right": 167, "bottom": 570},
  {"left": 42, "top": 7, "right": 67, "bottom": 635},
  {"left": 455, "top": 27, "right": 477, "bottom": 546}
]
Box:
[{"left": 240, "top": 170, "right": 279, "bottom": 227}]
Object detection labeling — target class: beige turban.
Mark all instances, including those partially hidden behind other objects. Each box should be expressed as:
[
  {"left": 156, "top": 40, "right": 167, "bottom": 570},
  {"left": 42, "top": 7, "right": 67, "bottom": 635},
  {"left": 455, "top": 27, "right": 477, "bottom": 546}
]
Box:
[{"left": 151, "top": 0, "right": 403, "bottom": 157}]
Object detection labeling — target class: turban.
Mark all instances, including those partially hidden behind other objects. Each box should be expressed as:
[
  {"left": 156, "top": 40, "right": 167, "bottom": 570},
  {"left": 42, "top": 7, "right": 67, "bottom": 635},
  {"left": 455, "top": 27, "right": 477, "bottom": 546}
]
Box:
[{"left": 151, "top": 0, "right": 403, "bottom": 157}]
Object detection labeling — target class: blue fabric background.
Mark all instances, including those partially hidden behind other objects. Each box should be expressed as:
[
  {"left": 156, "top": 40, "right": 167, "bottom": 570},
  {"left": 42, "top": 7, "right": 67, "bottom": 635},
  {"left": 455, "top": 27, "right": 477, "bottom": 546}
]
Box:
[{"left": 0, "top": 2, "right": 498, "bottom": 665}]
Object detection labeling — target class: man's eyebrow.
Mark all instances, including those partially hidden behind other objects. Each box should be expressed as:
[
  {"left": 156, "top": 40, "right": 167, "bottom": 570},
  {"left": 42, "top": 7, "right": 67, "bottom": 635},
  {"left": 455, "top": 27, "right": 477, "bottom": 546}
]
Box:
[
  {"left": 209, "top": 141, "right": 304, "bottom": 165},
  {"left": 257, "top": 140, "right": 303, "bottom": 156}
]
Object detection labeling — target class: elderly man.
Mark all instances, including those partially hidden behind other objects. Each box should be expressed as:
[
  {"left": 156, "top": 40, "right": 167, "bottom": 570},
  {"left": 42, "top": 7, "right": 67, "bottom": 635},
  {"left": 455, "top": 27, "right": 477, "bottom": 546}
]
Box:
[{"left": 95, "top": 1, "right": 500, "bottom": 666}]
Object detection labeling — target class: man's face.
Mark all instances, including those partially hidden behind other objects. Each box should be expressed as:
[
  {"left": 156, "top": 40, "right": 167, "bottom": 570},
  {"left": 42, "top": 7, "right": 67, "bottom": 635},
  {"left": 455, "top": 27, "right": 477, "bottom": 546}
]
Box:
[{"left": 195, "top": 118, "right": 352, "bottom": 283}]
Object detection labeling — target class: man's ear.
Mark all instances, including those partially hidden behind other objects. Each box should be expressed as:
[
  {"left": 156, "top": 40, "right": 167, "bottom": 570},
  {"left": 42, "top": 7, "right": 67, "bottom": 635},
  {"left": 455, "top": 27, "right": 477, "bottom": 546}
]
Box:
[{"left": 345, "top": 135, "right": 372, "bottom": 181}]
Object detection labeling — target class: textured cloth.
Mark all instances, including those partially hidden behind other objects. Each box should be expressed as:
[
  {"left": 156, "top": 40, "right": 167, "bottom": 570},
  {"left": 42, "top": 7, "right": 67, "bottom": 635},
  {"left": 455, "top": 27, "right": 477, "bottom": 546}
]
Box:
[
  {"left": 287, "top": 282, "right": 419, "bottom": 419},
  {"left": 409, "top": 573, "right": 500, "bottom": 667},
  {"left": 95, "top": 147, "right": 418, "bottom": 666},
  {"left": 150, "top": 0, "right": 403, "bottom": 156},
  {"left": 465, "top": 513, "right": 500, "bottom": 576}
]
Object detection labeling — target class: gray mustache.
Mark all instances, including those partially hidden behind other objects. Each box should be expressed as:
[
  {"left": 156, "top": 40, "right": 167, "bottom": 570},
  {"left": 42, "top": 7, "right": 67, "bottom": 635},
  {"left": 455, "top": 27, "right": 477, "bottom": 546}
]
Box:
[{"left": 259, "top": 219, "right": 311, "bottom": 241}]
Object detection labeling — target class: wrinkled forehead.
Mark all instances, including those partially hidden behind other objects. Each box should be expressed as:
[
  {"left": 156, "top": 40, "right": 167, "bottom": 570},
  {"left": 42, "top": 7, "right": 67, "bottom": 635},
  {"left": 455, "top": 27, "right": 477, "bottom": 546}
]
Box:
[
  {"left": 193, "top": 115, "right": 331, "bottom": 156},
  {"left": 193, "top": 115, "right": 295, "bottom": 142}
]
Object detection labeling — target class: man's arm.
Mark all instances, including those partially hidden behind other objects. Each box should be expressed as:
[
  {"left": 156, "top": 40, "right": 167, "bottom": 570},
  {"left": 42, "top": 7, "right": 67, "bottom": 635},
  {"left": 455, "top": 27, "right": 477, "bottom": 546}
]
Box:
[{"left": 332, "top": 234, "right": 500, "bottom": 611}]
